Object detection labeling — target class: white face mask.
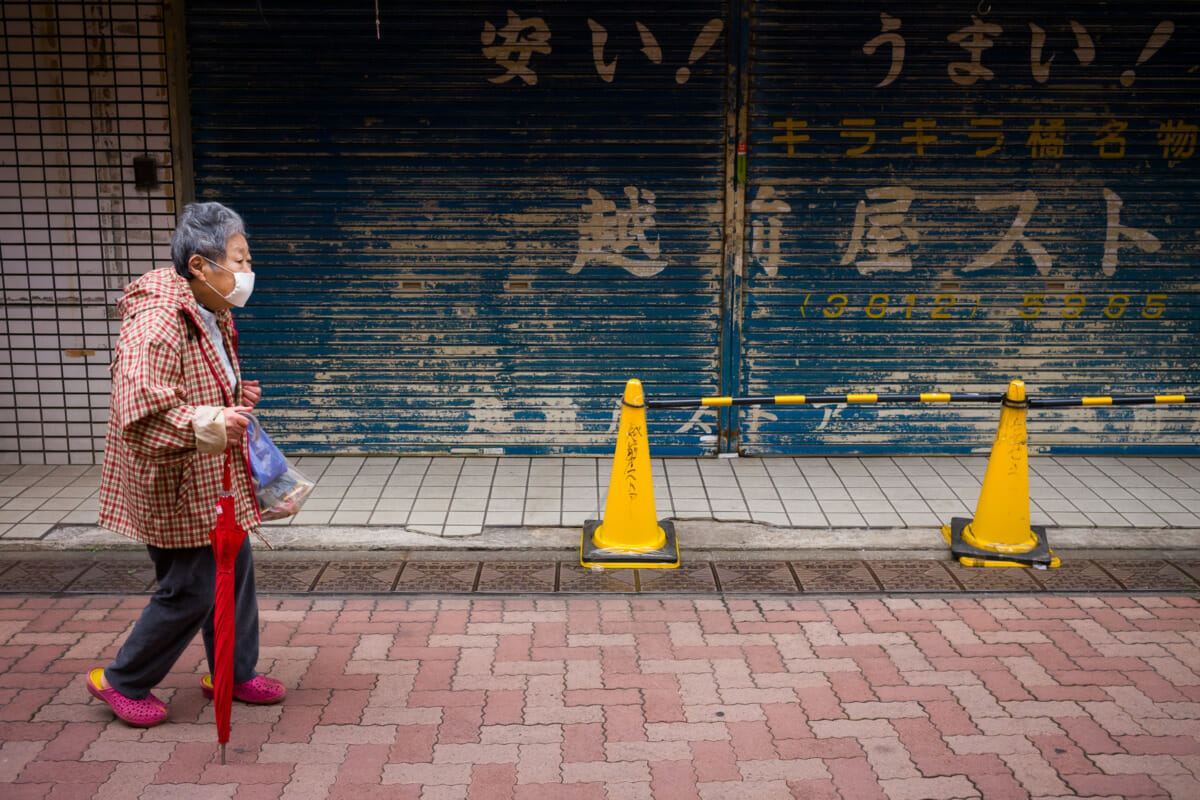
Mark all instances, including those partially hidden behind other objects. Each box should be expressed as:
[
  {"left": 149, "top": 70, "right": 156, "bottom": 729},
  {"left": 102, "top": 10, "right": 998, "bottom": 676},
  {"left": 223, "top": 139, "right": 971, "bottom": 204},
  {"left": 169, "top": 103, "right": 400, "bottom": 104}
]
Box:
[{"left": 201, "top": 255, "right": 255, "bottom": 307}]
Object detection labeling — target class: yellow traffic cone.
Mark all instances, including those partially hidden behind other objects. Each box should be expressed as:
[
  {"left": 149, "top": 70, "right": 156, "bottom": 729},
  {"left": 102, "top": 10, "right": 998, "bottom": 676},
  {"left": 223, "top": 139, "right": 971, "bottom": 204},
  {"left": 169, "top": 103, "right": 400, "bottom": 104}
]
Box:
[
  {"left": 942, "top": 380, "right": 1060, "bottom": 568},
  {"left": 581, "top": 379, "right": 679, "bottom": 569}
]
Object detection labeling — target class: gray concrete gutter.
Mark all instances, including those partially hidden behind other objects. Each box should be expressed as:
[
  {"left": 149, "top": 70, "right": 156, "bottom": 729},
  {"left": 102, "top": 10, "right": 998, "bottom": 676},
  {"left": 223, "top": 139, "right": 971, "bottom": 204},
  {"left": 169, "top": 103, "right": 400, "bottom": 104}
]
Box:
[{"left": 15, "top": 520, "right": 1200, "bottom": 555}]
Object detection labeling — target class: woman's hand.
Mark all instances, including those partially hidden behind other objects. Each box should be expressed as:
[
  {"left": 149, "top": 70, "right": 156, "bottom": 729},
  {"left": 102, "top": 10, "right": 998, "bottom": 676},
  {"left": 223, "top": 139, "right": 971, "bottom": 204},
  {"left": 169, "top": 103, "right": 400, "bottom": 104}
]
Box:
[
  {"left": 223, "top": 406, "right": 254, "bottom": 449},
  {"left": 241, "top": 380, "right": 262, "bottom": 408}
]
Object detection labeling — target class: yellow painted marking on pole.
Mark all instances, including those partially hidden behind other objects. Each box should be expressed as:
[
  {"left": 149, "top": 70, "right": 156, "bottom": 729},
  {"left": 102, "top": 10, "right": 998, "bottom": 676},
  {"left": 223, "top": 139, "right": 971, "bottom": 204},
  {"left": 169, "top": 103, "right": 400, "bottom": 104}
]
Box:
[
  {"left": 1081, "top": 397, "right": 1112, "bottom": 406},
  {"left": 847, "top": 393, "right": 877, "bottom": 403},
  {"left": 700, "top": 397, "right": 732, "bottom": 407},
  {"left": 920, "top": 393, "right": 951, "bottom": 402},
  {"left": 1156, "top": 394, "right": 1186, "bottom": 404},
  {"left": 773, "top": 395, "right": 806, "bottom": 404}
]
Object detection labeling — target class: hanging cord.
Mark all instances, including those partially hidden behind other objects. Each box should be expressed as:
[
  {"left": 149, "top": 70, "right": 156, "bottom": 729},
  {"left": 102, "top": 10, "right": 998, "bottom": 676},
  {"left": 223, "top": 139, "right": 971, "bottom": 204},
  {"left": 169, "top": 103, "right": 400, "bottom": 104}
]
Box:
[{"left": 375, "top": 0, "right": 381, "bottom": 38}]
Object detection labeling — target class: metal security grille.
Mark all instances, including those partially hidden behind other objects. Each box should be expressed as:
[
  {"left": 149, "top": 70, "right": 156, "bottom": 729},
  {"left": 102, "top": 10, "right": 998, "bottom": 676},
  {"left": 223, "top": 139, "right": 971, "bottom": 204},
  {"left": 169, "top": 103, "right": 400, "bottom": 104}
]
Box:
[
  {"left": 740, "top": 0, "right": 1200, "bottom": 454},
  {"left": 0, "top": 0, "right": 176, "bottom": 465},
  {"left": 186, "top": 1, "right": 730, "bottom": 455}
]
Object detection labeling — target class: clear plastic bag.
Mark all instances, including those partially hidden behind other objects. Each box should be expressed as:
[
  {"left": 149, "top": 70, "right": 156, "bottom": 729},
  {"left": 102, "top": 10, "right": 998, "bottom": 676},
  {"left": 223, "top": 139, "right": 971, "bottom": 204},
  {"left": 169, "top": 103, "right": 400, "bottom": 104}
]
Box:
[{"left": 254, "top": 464, "right": 315, "bottom": 521}]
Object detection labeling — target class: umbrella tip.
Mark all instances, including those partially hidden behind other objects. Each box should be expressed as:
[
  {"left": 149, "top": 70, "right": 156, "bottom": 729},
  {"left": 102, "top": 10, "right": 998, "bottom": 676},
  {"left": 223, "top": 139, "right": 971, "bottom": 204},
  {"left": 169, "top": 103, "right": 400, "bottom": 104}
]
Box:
[{"left": 220, "top": 743, "right": 226, "bottom": 765}]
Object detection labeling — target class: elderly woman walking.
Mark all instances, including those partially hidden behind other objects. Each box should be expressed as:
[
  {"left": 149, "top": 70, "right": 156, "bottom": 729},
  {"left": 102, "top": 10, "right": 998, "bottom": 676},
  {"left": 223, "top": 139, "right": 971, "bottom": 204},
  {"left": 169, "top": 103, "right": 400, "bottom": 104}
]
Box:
[{"left": 87, "top": 201, "right": 285, "bottom": 727}]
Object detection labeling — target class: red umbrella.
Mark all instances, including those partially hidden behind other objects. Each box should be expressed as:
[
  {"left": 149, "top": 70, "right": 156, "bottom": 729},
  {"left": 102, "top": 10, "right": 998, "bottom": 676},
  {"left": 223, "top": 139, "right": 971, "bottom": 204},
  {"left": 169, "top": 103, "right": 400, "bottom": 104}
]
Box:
[{"left": 209, "top": 452, "right": 250, "bottom": 764}]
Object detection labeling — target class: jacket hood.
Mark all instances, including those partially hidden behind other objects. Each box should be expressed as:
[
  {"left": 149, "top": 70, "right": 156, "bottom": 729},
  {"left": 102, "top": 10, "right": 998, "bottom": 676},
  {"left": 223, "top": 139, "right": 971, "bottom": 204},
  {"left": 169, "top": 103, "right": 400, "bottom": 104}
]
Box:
[{"left": 119, "top": 268, "right": 204, "bottom": 322}]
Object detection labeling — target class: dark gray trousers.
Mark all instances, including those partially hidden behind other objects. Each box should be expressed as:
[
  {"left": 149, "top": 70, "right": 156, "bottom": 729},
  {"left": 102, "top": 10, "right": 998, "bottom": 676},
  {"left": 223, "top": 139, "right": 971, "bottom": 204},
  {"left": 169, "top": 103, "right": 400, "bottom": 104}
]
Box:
[{"left": 105, "top": 536, "right": 260, "bottom": 699}]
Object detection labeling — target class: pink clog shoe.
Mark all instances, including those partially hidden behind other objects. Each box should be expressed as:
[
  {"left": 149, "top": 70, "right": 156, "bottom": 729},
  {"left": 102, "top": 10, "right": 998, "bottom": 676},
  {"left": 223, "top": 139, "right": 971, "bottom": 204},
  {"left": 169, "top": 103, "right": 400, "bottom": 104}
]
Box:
[
  {"left": 86, "top": 668, "right": 167, "bottom": 728},
  {"left": 201, "top": 673, "right": 286, "bottom": 705}
]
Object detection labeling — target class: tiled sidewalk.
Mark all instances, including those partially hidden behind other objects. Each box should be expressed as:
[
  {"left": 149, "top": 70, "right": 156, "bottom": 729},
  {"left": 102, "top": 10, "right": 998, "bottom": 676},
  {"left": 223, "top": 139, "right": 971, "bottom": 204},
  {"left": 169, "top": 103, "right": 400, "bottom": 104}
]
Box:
[
  {"left": 2, "top": 455, "right": 1199, "bottom": 541},
  {"left": 1, "top": 593, "right": 1198, "bottom": 799}
]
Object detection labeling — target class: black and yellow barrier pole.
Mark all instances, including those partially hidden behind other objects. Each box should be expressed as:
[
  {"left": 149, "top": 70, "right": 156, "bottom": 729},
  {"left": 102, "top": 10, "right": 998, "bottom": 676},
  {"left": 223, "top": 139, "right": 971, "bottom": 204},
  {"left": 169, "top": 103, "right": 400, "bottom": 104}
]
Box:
[
  {"left": 586, "top": 381, "right": 1198, "bottom": 571},
  {"left": 646, "top": 392, "right": 1005, "bottom": 409},
  {"left": 1029, "top": 394, "right": 1200, "bottom": 408},
  {"left": 583, "top": 386, "right": 1005, "bottom": 569}
]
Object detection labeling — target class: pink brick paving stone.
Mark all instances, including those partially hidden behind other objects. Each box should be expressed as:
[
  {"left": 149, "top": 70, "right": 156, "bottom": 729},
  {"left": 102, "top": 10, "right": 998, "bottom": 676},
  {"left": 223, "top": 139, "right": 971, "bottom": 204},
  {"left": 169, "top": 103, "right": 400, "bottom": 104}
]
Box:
[
  {"left": 790, "top": 560, "right": 880, "bottom": 592},
  {"left": 601, "top": 703, "right": 648, "bottom": 742},
  {"left": 686, "top": 739, "right": 742, "bottom": 784},
  {"left": 827, "top": 606, "right": 872, "bottom": 635},
  {"left": 411, "top": 655, "right": 459, "bottom": 692},
  {"left": 320, "top": 688, "right": 372, "bottom": 725},
  {"left": 1125, "top": 669, "right": 1194, "bottom": 705},
  {"left": 649, "top": 759, "right": 701, "bottom": 800},
  {"left": 16, "top": 759, "right": 116, "bottom": 787},
  {"left": 630, "top": 630, "right": 673, "bottom": 661},
  {"left": 561, "top": 722, "right": 606, "bottom": 762},
  {"left": 12, "top": 604, "right": 72, "bottom": 633},
  {"left": 827, "top": 668, "right": 877, "bottom": 703},
  {"left": 1057, "top": 715, "right": 1125, "bottom": 754},
  {"left": 919, "top": 698, "right": 980, "bottom": 737},
  {"left": 727, "top": 719, "right": 781, "bottom": 761},
  {"left": 33, "top": 720, "right": 107, "bottom": 762},
  {"left": 2, "top": 687, "right": 60, "bottom": 722},
  {"left": 195, "top": 762, "right": 297, "bottom": 784},
  {"left": 513, "top": 783, "right": 606, "bottom": 800},
  {"left": 794, "top": 682, "right": 850, "bottom": 722},
  {"left": 491, "top": 633, "right": 533, "bottom": 665},
  {"left": 482, "top": 689, "right": 526, "bottom": 726},
  {"left": 388, "top": 724, "right": 438, "bottom": 763},
  {"left": 466, "top": 762, "right": 518, "bottom": 799},
  {"left": 1064, "top": 770, "right": 1173, "bottom": 797},
  {"left": 151, "top": 741, "right": 214, "bottom": 784},
  {"left": 774, "top": 736, "right": 866, "bottom": 760},
  {"left": 437, "top": 705, "right": 485, "bottom": 744},
  {"left": 825, "top": 756, "right": 888, "bottom": 800}
]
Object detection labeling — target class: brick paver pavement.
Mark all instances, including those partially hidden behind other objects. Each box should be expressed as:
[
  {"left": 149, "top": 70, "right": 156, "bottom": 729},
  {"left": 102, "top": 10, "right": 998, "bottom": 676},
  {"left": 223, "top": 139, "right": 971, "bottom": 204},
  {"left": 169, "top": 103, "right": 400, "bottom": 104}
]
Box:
[{"left": 1, "top": 593, "right": 1198, "bottom": 799}]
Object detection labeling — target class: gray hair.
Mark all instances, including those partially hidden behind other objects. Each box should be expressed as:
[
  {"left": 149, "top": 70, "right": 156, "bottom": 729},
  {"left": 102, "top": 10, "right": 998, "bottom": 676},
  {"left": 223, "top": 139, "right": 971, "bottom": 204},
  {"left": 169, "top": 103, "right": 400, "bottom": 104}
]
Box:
[{"left": 171, "top": 202, "right": 246, "bottom": 279}]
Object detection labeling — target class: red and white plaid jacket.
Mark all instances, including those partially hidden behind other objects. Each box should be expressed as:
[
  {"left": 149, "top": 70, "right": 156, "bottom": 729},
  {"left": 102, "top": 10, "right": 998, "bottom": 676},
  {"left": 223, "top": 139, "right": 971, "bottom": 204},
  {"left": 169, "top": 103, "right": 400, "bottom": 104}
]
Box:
[{"left": 99, "top": 268, "right": 260, "bottom": 548}]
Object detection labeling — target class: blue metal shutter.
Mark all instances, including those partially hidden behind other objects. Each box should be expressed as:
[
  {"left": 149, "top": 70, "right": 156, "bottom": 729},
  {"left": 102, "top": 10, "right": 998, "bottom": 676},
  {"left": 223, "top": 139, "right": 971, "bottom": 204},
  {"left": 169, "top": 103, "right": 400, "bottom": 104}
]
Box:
[
  {"left": 742, "top": 0, "right": 1200, "bottom": 454},
  {"left": 185, "top": 1, "right": 729, "bottom": 455}
]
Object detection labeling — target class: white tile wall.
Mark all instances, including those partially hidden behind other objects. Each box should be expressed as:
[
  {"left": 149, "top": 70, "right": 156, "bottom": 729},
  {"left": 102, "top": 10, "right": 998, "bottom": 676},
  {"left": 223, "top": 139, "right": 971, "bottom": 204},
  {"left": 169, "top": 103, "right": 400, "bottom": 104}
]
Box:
[{"left": 1, "top": 1, "right": 175, "bottom": 465}]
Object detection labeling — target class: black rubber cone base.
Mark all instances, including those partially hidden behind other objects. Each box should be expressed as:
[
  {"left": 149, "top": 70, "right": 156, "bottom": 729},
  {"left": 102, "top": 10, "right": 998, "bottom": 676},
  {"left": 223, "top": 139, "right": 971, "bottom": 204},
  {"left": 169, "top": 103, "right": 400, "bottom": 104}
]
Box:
[
  {"left": 580, "top": 519, "right": 678, "bottom": 569},
  {"left": 947, "top": 516, "right": 1055, "bottom": 567}
]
